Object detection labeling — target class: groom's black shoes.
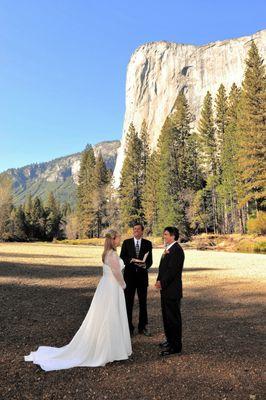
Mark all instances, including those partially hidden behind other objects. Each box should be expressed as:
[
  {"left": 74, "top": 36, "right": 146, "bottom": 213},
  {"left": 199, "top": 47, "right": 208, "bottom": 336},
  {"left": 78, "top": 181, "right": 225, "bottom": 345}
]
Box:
[
  {"left": 138, "top": 327, "right": 151, "bottom": 337},
  {"left": 160, "top": 347, "right": 182, "bottom": 357},
  {"left": 160, "top": 343, "right": 182, "bottom": 356},
  {"left": 159, "top": 340, "right": 169, "bottom": 348}
]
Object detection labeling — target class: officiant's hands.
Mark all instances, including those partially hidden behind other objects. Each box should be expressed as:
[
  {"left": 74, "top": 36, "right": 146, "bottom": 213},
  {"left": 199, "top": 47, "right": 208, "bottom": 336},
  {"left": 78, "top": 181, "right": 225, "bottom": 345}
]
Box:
[{"left": 130, "top": 258, "right": 146, "bottom": 268}]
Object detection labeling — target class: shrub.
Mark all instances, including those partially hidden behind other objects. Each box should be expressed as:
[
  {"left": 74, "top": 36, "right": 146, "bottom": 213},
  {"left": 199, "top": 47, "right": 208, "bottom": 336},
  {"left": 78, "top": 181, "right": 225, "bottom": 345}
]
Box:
[
  {"left": 254, "top": 241, "right": 266, "bottom": 253},
  {"left": 247, "top": 211, "right": 266, "bottom": 235}
]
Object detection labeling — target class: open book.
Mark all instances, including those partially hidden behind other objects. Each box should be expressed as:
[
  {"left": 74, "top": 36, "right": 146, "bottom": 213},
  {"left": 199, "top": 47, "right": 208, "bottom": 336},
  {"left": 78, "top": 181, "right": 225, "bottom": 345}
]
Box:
[{"left": 130, "top": 251, "right": 149, "bottom": 267}]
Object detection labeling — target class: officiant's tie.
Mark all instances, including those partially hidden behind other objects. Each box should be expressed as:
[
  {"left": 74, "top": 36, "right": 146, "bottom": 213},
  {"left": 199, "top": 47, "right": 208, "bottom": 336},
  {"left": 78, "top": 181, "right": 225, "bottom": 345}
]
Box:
[{"left": 135, "top": 241, "right": 140, "bottom": 258}]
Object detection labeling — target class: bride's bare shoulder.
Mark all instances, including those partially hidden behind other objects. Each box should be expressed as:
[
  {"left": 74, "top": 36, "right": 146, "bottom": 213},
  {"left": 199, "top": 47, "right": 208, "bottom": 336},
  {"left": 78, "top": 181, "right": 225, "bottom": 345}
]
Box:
[{"left": 105, "top": 249, "right": 117, "bottom": 260}]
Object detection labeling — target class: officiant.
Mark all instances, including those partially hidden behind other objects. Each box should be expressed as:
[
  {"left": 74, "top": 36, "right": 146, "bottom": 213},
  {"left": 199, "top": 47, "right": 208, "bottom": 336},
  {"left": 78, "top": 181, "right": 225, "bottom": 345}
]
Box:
[{"left": 120, "top": 223, "right": 153, "bottom": 336}]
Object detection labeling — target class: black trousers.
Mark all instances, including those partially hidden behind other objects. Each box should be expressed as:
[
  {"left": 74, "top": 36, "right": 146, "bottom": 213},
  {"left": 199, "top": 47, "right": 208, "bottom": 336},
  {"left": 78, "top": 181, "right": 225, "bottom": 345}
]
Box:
[
  {"left": 161, "top": 295, "right": 182, "bottom": 350},
  {"left": 124, "top": 284, "right": 148, "bottom": 332}
]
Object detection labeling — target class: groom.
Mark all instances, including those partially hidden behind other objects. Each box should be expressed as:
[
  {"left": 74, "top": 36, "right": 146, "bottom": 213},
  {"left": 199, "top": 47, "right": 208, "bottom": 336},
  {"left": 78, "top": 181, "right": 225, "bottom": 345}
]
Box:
[
  {"left": 120, "top": 223, "right": 153, "bottom": 336},
  {"left": 155, "top": 226, "right": 184, "bottom": 356}
]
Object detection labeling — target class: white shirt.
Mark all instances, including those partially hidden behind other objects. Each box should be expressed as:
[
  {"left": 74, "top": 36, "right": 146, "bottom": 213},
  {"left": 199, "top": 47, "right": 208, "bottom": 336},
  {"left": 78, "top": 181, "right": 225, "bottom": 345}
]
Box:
[
  {"left": 166, "top": 241, "right": 176, "bottom": 251},
  {"left": 134, "top": 237, "right": 142, "bottom": 248}
]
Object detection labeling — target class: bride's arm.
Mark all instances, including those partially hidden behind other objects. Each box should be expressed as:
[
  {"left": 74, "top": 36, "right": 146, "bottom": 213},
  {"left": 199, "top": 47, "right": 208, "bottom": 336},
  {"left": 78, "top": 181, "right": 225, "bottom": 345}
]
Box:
[{"left": 107, "top": 251, "right": 126, "bottom": 289}]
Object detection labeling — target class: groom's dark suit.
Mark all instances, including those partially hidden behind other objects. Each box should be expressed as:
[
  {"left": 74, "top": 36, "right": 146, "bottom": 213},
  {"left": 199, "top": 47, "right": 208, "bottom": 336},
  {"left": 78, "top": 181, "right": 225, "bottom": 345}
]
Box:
[
  {"left": 157, "top": 242, "right": 184, "bottom": 351},
  {"left": 120, "top": 238, "right": 153, "bottom": 333}
]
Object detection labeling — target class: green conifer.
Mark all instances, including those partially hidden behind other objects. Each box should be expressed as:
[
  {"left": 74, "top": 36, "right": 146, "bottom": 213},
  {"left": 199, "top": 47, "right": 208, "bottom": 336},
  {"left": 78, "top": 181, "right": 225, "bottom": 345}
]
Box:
[
  {"left": 237, "top": 41, "right": 266, "bottom": 212},
  {"left": 94, "top": 152, "right": 110, "bottom": 237},
  {"left": 77, "top": 144, "right": 97, "bottom": 238},
  {"left": 215, "top": 83, "right": 228, "bottom": 169},
  {"left": 120, "top": 123, "right": 143, "bottom": 229},
  {"left": 142, "top": 151, "right": 159, "bottom": 234},
  {"left": 198, "top": 91, "right": 217, "bottom": 176}
]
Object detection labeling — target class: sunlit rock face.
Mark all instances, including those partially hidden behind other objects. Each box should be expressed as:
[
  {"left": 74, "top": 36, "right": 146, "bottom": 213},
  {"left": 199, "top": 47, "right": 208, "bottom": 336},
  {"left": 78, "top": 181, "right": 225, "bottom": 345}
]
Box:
[{"left": 113, "top": 30, "right": 266, "bottom": 187}]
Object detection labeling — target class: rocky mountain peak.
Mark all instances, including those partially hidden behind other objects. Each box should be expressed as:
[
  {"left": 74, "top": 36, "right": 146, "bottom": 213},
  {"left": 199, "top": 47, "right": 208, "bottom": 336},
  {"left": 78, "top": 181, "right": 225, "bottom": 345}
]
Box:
[{"left": 113, "top": 29, "right": 266, "bottom": 187}]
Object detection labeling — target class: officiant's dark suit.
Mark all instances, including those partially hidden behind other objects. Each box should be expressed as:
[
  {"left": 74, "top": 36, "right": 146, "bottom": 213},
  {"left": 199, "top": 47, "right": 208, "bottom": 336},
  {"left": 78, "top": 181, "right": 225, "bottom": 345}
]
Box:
[
  {"left": 157, "top": 230, "right": 184, "bottom": 353},
  {"left": 120, "top": 225, "right": 153, "bottom": 335}
]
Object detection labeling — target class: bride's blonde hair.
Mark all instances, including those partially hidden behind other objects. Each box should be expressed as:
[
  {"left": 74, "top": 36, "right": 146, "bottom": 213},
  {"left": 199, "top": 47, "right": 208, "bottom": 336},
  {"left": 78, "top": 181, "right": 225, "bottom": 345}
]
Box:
[{"left": 102, "top": 229, "right": 119, "bottom": 262}]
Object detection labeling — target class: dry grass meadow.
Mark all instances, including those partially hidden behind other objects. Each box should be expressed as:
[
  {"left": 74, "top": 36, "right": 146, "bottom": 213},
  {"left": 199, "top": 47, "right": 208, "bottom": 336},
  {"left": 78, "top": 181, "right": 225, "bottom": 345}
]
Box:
[{"left": 0, "top": 242, "right": 265, "bottom": 400}]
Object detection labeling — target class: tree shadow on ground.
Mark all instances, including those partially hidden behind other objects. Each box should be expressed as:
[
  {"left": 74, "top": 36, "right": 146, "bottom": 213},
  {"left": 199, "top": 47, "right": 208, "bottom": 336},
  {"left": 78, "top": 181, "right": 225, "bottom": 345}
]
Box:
[
  {"left": 0, "top": 261, "right": 102, "bottom": 279},
  {"left": 0, "top": 252, "right": 76, "bottom": 259},
  {"left": 0, "top": 252, "right": 90, "bottom": 259},
  {"left": 0, "top": 262, "right": 222, "bottom": 280},
  {"left": 1, "top": 261, "right": 265, "bottom": 400},
  {"left": 0, "top": 252, "right": 95, "bottom": 259},
  {"left": 149, "top": 267, "right": 224, "bottom": 274}
]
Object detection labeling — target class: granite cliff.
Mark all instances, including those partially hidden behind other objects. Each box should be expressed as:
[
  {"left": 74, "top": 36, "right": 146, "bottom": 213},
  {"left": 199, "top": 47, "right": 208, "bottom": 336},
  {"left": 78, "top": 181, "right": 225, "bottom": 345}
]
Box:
[{"left": 114, "top": 30, "right": 266, "bottom": 187}]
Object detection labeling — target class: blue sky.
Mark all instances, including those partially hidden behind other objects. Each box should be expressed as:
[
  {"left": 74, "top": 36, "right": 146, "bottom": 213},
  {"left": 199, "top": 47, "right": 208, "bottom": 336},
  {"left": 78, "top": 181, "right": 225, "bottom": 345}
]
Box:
[{"left": 0, "top": 0, "right": 265, "bottom": 172}]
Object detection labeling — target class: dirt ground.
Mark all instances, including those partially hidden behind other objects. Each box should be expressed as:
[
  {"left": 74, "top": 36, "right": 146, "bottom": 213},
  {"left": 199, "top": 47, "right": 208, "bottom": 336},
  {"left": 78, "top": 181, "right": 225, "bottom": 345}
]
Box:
[{"left": 0, "top": 242, "right": 265, "bottom": 400}]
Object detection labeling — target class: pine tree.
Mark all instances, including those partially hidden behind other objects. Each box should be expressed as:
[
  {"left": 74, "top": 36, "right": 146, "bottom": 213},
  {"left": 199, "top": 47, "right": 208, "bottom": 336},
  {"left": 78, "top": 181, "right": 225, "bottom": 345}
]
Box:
[
  {"left": 221, "top": 83, "right": 242, "bottom": 232},
  {"left": 94, "top": 152, "right": 110, "bottom": 237},
  {"left": 65, "top": 212, "right": 79, "bottom": 239},
  {"left": 172, "top": 92, "right": 202, "bottom": 190},
  {"left": 155, "top": 93, "right": 202, "bottom": 237},
  {"left": 24, "top": 193, "right": 33, "bottom": 239},
  {"left": 77, "top": 144, "right": 97, "bottom": 238},
  {"left": 171, "top": 93, "right": 191, "bottom": 190},
  {"left": 142, "top": 151, "right": 159, "bottom": 234},
  {"left": 139, "top": 119, "right": 150, "bottom": 191},
  {"left": 237, "top": 41, "right": 266, "bottom": 212},
  {"left": 120, "top": 123, "right": 143, "bottom": 230},
  {"left": 31, "top": 197, "right": 46, "bottom": 240},
  {"left": 106, "top": 179, "right": 121, "bottom": 231},
  {"left": 0, "top": 173, "right": 13, "bottom": 241},
  {"left": 46, "top": 191, "right": 58, "bottom": 211},
  {"left": 190, "top": 189, "right": 211, "bottom": 234},
  {"left": 45, "top": 192, "right": 64, "bottom": 240},
  {"left": 10, "top": 205, "right": 27, "bottom": 241},
  {"left": 186, "top": 132, "right": 203, "bottom": 191},
  {"left": 213, "top": 84, "right": 229, "bottom": 232},
  {"left": 61, "top": 202, "right": 72, "bottom": 217},
  {"left": 215, "top": 83, "right": 228, "bottom": 169},
  {"left": 197, "top": 91, "right": 219, "bottom": 233},
  {"left": 155, "top": 116, "right": 178, "bottom": 234},
  {"left": 198, "top": 91, "right": 217, "bottom": 176}
]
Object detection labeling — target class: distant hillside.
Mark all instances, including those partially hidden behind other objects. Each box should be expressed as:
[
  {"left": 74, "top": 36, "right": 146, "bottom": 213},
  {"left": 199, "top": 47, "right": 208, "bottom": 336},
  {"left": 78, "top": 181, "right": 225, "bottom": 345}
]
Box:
[{"left": 4, "top": 140, "right": 120, "bottom": 208}]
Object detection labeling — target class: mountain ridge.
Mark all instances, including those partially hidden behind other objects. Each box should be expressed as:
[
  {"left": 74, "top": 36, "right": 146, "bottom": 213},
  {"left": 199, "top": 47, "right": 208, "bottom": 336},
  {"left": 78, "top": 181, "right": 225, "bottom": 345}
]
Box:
[{"left": 4, "top": 140, "right": 120, "bottom": 207}]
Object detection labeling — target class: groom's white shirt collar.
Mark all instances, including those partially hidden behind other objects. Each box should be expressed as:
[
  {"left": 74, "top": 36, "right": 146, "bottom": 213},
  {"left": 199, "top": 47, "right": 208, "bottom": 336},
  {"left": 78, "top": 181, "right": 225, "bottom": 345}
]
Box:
[
  {"left": 134, "top": 237, "right": 142, "bottom": 246},
  {"left": 166, "top": 241, "right": 176, "bottom": 250}
]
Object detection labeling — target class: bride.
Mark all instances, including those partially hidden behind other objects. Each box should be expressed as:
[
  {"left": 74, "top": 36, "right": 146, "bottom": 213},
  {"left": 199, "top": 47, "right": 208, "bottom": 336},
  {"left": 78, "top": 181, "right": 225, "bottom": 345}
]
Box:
[{"left": 24, "top": 230, "right": 132, "bottom": 371}]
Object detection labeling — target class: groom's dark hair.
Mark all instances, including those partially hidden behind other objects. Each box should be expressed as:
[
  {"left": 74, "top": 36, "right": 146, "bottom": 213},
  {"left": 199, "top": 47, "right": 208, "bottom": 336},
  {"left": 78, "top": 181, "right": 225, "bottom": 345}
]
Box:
[{"left": 164, "top": 226, "right": 179, "bottom": 240}]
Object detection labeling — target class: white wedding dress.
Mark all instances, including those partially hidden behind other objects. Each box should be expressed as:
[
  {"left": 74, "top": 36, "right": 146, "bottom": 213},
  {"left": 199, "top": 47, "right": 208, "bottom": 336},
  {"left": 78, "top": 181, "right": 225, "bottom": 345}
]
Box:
[{"left": 24, "top": 250, "right": 132, "bottom": 371}]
